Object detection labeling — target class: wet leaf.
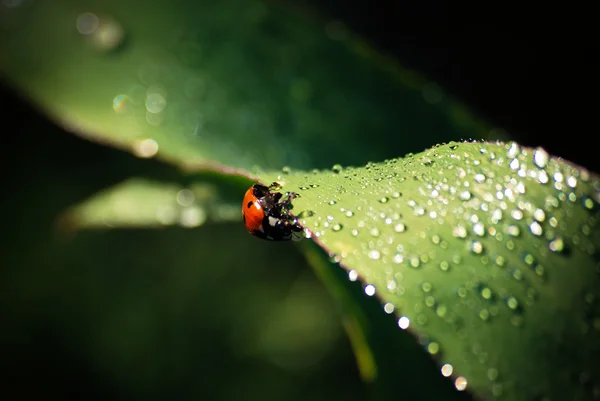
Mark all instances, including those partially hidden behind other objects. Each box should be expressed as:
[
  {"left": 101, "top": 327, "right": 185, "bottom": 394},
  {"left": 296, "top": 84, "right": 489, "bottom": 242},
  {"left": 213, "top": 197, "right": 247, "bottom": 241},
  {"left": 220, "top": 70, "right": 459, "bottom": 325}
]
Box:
[
  {"left": 261, "top": 141, "right": 600, "bottom": 401},
  {"left": 302, "top": 240, "right": 473, "bottom": 401}
]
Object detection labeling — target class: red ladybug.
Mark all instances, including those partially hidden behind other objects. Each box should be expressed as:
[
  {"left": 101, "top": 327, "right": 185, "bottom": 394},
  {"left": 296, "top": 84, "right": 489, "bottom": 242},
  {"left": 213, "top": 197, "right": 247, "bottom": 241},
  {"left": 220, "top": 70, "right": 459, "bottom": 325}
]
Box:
[{"left": 242, "top": 182, "right": 302, "bottom": 241}]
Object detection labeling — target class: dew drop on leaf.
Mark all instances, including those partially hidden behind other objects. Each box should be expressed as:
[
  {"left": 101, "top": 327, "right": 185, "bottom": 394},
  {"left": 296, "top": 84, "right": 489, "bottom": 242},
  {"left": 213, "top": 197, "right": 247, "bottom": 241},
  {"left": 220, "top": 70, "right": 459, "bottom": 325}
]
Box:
[{"left": 533, "top": 148, "right": 549, "bottom": 168}]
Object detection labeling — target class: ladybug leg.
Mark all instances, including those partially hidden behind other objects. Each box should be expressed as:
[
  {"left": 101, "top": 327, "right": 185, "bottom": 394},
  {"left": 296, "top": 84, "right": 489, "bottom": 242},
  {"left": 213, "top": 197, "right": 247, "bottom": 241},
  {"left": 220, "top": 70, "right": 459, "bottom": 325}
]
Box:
[
  {"left": 286, "top": 192, "right": 298, "bottom": 202},
  {"left": 271, "top": 192, "right": 283, "bottom": 203},
  {"left": 278, "top": 191, "right": 298, "bottom": 211},
  {"left": 287, "top": 217, "right": 303, "bottom": 232}
]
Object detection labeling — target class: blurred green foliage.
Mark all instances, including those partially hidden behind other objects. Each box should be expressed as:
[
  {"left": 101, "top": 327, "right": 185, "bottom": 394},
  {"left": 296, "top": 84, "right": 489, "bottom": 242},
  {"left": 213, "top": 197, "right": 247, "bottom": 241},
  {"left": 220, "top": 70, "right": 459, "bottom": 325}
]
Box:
[{"left": 0, "top": 0, "right": 502, "bottom": 173}]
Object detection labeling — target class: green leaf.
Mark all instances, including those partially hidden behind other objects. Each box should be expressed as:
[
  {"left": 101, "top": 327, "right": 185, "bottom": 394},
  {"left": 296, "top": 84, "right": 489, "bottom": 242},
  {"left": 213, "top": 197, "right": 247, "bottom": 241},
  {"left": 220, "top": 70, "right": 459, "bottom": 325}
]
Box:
[
  {"left": 57, "top": 177, "right": 242, "bottom": 231},
  {"left": 0, "top": 0, "right": 504, "bottom": 173},
  {"left": 302, "top": 240, "right": 473, "bottom": 401},
  {"left": 259, "top": 141, "right": 600, "bottom": 400}
]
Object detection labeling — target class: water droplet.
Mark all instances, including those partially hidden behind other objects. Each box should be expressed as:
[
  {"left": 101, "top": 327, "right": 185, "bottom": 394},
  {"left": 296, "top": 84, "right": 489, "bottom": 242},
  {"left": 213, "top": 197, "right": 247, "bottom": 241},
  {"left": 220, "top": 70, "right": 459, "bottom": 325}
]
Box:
[
  {"left": 180, "top": 206, "right": 206, "bottom": 228},
  {"left": 332, "top": 223, "right": 343, "bottom": 232},
  {"left": 511, "top": 209, "right": 523, "bottom": 220},
  {"left": 473, "top": 222, "right": 485, "bottom": 236},
  {"left": 298, "top": 210, "right": 315, "bottom": 218},
  {"left": 511, "top": 268, "right": 524, "bottom": 281},
  {"left": 506, "top": 296, "right": 520, "bottom": 311},
  {"left": 522, "top": 252, "right": 536, "bottom": 266},
  {"left": 176, "top": 189, "right": 195, "bottom": 207},
  {"left": 507, "top": 225, "right": 521, "bottom": 236},
  {"left": 582, "top": 195, "right": 596, "bottom": 210},
  {"left": 76, "top": 12, "right": 100, "bottom": 34},
  {"left": 379, "top": 197, "right": 389, "bottom": 203},
  {"left": 441, "top": 363, "right": 453, "bottom": 377},
  {"left": 368, "top": 250, "right": 381, "bottom": 260},
  {"left": 533, "top": 148, "right": 549, "bottom": 168},
  {"left": 421, "top": 282, "right": 433, "bottom": 293},
  {"left": 332, "top": 164, "right": 343, "bottom": 173},
  {"left": 398, "top": 316, "right": 410, "bottom": 329},
  {"left": 459, "top": 190, "right": 472, "bottom": 200},
  {"left": 348, "top": 270, "right": 358, "bottom": 281},
  {"left": 364, "top": 284, "right": 376, "bottom": 296},
  {"left": 470, "top": 240, "right": 484, "bottom": 254},
  {"left": 436, "top": 304, "right": 448, "bottom": 317},
  {"left": 409, "top": 257, "right": 421, "bottom": 268},
  {"left": 549, "top": 236, "right": 564, "bottom": 252},
  {"left": 455, "top": 376, "right": 468, "bottom": 391},
  {"left": 78, "top": 13, "right": 125, "bottom": 52},
  {"left": 491, "top": 208, "right": 503, "bottom": 223},
  {"left": 534, "top": 265, "right": 545, "bottom": 278},
  {"left": 533, "top": 208, "right": 546, "bottom": 222},
  {"left": 494, "top": 255, "right": 505, "bottom": 267},
  {"left": 479, "top": 286, "right": 493, "bottom": 300},
  {"left": 112, "top": 94, "right": 130, "bottom": 113},
  {"left": 507, "top": 142, "right": 520, "bottom": 158},
  {"left": 146, "top": 91, "right": 167, "bottom": 114},
  {"left": 426, "top": 341, "right": 440, "bottom": 355},
  {"left": 132, "top": 138, "right": 159, "bottom": 158},
  {"left": 394, "top": 223, "right": 406, "bottom": 233},
  {"left": 383, "top": 302, "right": 395, "bottom": 314},
  {"left": 453, "top": 225, "right": 468, "bottom": 238},
  {"left": 529, "top": 221, "right": 543, "bottom": 236}
]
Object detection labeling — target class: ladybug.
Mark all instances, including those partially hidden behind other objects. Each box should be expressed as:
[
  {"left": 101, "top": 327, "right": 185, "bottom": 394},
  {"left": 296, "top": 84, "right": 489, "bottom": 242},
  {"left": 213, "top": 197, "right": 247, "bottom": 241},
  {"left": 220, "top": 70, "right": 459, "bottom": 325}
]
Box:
[{"left": 242, "top": 182, "right": 302, "bottom": 241}]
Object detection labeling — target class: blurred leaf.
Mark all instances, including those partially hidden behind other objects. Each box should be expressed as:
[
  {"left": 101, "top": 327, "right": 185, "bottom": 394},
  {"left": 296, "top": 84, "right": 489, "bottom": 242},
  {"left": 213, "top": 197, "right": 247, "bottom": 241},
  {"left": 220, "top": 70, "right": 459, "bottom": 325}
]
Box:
[
  {"left": 0, "top": 0, "right": 504, "bottom": 174},
  {"left": 260, "top": 141, "right": 600, "bottom": 401},
  {"left": 58, "top": 177, "right": 241, "bottom": 231}
]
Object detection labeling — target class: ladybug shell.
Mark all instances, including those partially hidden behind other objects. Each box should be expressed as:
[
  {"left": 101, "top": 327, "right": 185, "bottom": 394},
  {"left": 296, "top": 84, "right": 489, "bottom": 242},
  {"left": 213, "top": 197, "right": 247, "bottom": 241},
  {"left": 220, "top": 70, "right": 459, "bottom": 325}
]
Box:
[{"left": 242, "top": 186, "right": 265, "bottom": 235}]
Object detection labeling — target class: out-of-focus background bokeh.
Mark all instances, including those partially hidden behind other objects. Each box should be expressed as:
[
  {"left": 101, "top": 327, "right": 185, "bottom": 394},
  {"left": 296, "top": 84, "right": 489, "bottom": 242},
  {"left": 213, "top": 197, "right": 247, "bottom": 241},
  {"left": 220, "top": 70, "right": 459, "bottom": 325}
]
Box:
[{"left": 0, "top": 0, "right": 595, "bottom": 400}]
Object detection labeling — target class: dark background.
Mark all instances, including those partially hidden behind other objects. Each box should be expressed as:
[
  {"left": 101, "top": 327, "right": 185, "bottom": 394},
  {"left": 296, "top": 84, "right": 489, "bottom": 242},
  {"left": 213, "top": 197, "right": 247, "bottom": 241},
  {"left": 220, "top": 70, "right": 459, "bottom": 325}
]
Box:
[
  {"left": 0, "top": 1, "right": 594, "bottom": 400},
  {"left": 310, "top": 0, "right": 595, "bottom": 171}
]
